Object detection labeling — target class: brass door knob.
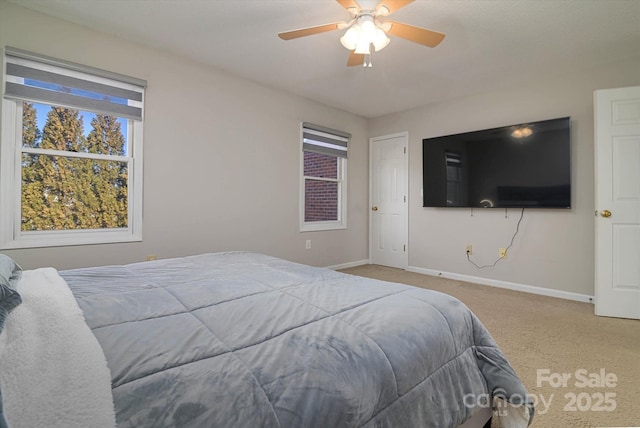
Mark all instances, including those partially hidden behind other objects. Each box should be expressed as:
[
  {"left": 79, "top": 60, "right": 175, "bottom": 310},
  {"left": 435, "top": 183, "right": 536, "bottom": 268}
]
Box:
[
  {"left": 372, "top": 206, "right": 378, "bottom": 211},
  {"left": 601, "top": 210, "right": 612, "bottom": 218}
]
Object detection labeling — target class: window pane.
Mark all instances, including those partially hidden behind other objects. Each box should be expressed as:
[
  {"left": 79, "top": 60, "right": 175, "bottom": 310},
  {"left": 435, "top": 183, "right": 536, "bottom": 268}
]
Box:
[
  {"left": 305, "top": 179, "right": 338, "bottom": 222},
  {"left": 21, "top": 154, "right": 128, "bottom": 231},
  {"left": 304, "top": 151, "right": 338, "bottom": 179},
  {"left": 22, "top": 101, "right": 128, "bottom": 155}
]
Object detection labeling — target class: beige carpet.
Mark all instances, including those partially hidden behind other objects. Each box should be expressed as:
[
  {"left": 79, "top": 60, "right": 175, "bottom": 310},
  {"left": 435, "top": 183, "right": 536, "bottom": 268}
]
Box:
[{"left": 339, "top": 264, "right": 640, "bottom": 428}]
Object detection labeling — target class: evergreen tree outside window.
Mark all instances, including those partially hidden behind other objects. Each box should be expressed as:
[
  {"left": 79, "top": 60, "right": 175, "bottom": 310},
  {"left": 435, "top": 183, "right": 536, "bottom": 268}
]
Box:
[{"left": 1, "top": 47, "right": 146, "bottom": 249}]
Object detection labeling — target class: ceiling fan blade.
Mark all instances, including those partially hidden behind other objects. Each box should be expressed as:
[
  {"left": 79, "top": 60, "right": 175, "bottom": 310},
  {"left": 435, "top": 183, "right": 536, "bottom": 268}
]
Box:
[
  {"left": 336, "top": 0, "right": 361, "bottom": 15},
  {"left": 376, "top": 0, "right": 414, "bottom": 16},
  {"left": 386, "top": 21, "right": 445, "bottom": 47},
  {"left": 278, "top": 23, "right": 342, "bottom": 40},
  {"left": 347, "top": 51, "right": 365, "bottom": 66}
]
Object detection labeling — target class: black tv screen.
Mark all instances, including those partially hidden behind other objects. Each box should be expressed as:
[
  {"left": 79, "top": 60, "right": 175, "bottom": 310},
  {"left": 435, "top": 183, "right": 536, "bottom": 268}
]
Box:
[{"left": 422, "top": 117, "right": 571, "bottom": 208}]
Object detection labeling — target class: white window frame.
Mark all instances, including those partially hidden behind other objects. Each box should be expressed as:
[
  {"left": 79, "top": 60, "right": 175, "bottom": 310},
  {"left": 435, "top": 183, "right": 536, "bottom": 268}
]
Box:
[
  {"left": 299, "top": 124, "right": 348, "bottom": 232},
  {"left": 0, "top": 49, "right": 144, "bottom": 249}
]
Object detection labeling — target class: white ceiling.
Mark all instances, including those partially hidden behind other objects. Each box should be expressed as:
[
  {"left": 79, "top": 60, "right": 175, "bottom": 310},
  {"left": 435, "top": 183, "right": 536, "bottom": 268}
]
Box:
[{"left": 9, "top": 0, "right": 640, "bottom": 118}]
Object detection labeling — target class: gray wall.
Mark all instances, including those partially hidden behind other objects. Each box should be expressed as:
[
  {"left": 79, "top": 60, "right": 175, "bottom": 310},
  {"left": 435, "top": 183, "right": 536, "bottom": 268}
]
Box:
[
  {"left": 368, "top": 56, "right": 640, "bottom": 296},
  {"left": 0, "top": 1, "right": 370, "bottom": 270}
]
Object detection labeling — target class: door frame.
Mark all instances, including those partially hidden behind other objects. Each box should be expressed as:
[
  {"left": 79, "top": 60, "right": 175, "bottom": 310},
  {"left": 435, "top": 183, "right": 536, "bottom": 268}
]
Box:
[{"left": 369, "top": 132, "right": 409, "bottom": 268}]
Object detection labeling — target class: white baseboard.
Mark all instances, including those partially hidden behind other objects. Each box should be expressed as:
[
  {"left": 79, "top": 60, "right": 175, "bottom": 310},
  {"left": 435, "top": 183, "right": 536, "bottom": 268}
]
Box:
[
  {"left": 406, "top": 265, "right": 595, "bottom": 304},
  {"left": 328, "top": 259, "right": 371, "bottom": 270}
]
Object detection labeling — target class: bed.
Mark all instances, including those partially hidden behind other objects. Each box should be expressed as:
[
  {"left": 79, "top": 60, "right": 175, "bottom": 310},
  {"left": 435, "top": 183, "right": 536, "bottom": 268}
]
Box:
[{"left": 0, "top": 252, "right": 534, "bottom": 428}]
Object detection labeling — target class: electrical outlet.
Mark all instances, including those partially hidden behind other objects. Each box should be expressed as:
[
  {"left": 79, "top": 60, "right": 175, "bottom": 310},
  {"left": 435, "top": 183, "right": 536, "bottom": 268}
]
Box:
[
  {"left": 465, "top": 245, "right": 472, "bottom": 255},
  {"left": 499, "top": 248, "right": 507, "bottom": 258},
  {"left": 146, "top": 254, "right": 158, "bottom": 261},
  {"left": 305, "top": 240, "right": 311, "bottom": 250}
]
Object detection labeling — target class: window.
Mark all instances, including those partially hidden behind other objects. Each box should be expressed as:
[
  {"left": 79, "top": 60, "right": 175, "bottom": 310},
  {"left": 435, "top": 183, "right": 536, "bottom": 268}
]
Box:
[
  {"left": 300, "top": 122, "right": 349, "bottom": 231},
  {"left": 1, "top": 47, "right": 146, "bottom": 249}
]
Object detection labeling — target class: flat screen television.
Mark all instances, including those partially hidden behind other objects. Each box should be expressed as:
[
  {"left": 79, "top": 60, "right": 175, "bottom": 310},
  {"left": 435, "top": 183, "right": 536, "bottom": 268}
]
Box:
[{"left": 422, "top": 117, "right": 571, "bottom": 209}]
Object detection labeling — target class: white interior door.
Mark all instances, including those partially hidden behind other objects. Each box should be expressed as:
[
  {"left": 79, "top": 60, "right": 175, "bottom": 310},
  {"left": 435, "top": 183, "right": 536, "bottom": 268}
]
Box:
[
  {"left": 370, "top": 133, "right": 408, "bottom": 268},
  {"left": 594, "top": 86, "right": 640, "bottom": 319}
]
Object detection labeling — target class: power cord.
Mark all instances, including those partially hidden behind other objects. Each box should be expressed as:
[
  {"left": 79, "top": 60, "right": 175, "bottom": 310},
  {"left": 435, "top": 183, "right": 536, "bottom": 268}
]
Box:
[{"left": 466, "top": 208, "right": 525, "bottom": 269}]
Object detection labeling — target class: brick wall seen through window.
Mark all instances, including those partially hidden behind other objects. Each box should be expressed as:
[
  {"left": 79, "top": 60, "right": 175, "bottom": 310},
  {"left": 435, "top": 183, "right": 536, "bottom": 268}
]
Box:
[{"left": 304, "top": 151, "right": 339, "bottom": 222}]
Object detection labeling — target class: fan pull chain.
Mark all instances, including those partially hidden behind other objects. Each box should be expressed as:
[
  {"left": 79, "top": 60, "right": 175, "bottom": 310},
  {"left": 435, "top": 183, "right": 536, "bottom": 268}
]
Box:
[{"left": 363, "top": 53, "right": 372, "bottom": 68}]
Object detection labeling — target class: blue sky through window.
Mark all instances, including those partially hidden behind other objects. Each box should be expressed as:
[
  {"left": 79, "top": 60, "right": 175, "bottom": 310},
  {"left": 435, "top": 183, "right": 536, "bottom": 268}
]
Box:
[{"left": 31, "top": 102, "right": 128, "bottom": 151}]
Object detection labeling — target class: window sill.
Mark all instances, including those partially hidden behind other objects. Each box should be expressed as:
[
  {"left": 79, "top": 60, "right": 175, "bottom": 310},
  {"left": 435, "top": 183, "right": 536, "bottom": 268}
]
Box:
[{"left": 300, "top": 222, "right": 347, "bottom": 232}]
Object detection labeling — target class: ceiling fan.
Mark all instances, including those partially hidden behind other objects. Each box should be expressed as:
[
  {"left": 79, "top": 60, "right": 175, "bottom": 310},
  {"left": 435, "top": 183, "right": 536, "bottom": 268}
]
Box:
[{"left": 278, "top": 0, "right": 445, "bottom": 67}]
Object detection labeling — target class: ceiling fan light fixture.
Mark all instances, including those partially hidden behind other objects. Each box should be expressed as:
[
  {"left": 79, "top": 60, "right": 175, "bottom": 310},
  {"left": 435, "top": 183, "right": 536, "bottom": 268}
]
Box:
[
  {"left": 340, "top": 25, "right": 360, "bottom": 50},
  {"left": 341, "top": 15, "right": 388, "bottom": 54},
  {"left": 354, "top": 41, "right": 371, "bottom": 54},
  {"left": 372, "top": 27, "right": 390, "bottom": 51},
  {"left": 359, "top": 16, "right": 376, "bottom": 39}
]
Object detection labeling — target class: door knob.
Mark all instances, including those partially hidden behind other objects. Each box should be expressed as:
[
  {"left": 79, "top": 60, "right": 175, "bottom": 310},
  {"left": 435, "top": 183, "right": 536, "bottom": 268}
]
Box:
[
  {"left": 601, "top": 210, "right": 612, "bottom": 218},
  {"left": 372, "top": 206, "right": 378, "bottom": 211}
]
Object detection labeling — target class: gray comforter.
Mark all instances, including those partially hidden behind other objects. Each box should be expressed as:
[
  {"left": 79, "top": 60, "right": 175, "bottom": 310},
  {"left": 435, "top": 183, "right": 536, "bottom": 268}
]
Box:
[{"left": 61, "top": 252, "right": 533, "bottom": 428}]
